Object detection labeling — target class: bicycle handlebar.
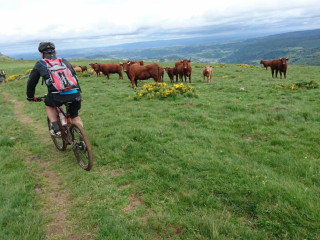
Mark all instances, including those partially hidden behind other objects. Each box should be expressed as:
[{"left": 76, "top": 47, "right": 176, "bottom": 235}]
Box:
[
  {"left": 36, "top": 95, "right": 46, "bottom": 101},
  {"left": 27, "top": 95, "right": 47, "bottom": 102}
]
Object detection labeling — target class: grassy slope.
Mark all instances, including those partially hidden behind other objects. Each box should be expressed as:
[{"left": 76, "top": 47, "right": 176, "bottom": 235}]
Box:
[
  {"left": 0, "top": 89, "right": 45, "bottom": 239},
  {"left": 0, "top": 60, "right": 320, "bottom": 239}
]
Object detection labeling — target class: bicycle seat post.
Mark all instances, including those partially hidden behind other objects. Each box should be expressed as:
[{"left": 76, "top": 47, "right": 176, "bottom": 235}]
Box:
[{"left": 65, "top": 102, "right": 72, "bottom": 119}]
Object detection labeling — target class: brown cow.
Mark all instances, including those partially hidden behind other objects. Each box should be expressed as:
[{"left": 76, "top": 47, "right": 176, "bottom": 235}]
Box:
[
  {"left": 164, "top": 67, "right": 177, "bottom": 83},
  {"left": 79, "top": 66, "right": 87, "bottom": 72},
  {"left": 182, "top": 59, "right": 192, "bottom": 83},
  {"left": 202, "top": 65, "right": 212, "bottom": 83},
  {"left": 174, "top": 60, "right": 184, "bottom": 82},
  {"left": 159, "top": 67, "right": 164, "bottom": 82},
  {"left": 270, "top": 58, "right": 289, "bottom": 79},
  {"left": 73, "top": 67, "right": 82, "bottom": 73},
  {"left": 93, "top": 63, "right": 123, "bottom": 79},
  {"left": 175, "top": 59, "right": 192, "bottom": 83},
  {"left": 122, "top": 61, "right": 160, "bottom": 88},
  {"left": 260, "top": 60, "right": 272, "bottom": 70}
]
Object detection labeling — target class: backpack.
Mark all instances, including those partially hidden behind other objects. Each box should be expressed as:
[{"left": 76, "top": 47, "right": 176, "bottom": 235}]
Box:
[{"left": 41, "top": 58, "right": 79, "bottom": 92}]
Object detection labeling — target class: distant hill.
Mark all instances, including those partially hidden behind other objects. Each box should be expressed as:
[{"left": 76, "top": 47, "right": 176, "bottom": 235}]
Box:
[
  {"left": 220, "top": 29, "right": 320, "bottom": 65},
  {"left": 8, "top": 29, "right": 320, "bottom": 65},
  {"left": 0, "top": 53, "right": 14, "bottom": 61}
]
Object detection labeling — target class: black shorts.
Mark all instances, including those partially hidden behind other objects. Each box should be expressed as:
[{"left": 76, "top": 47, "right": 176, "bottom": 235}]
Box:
[{"left": 45, "top": 92, "right": 81, "bottom": 119}]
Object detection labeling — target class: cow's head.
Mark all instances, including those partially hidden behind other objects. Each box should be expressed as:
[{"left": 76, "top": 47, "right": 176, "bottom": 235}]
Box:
[
  {"left": 122, "top": 61, "right": 135, "bottom": 72},
  {"left": 90, "top": 63, "right": 99, "bottom": 70},
  {"left": 93, "top": 64, "right": 101, "bottom": 72},
  {"left": 122, "top": 62, "right": 129, "bottom": 72},
  {"left": 182, "top": 59, "right": 191, "bottom": 69},
  {"left": 204, "top": 65, "right": 212, "bottom": 71},
  {"left": 279, "top": 58, "right": 289, "bottom": 65}
]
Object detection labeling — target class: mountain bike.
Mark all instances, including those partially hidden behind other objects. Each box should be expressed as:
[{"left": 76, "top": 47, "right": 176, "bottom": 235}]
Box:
[{"left": 36, "top": 95, "right": 93, "bottom": 171}]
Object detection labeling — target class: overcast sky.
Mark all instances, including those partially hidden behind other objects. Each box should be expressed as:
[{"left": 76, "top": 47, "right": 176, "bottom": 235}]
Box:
[{"left": 1, "top": 0, "right": 320, "bottom": 55}]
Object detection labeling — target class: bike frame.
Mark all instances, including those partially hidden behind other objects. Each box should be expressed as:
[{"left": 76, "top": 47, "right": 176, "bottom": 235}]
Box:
[{"left": 56, "top": 105, "right": 73, "bottom": 145}]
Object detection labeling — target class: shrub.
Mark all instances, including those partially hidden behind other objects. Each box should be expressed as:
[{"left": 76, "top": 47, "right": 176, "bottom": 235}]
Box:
[
  {"left": 274, "top": 81, "right": 318, "bottom": 90},
  {"left": 133, "top": 82, "right": 199, "bottom": 100}
]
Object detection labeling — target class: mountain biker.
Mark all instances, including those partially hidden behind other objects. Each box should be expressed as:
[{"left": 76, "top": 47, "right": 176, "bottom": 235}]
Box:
[{"left": 26, "top": 41, "right": 83, "bottom": 136}]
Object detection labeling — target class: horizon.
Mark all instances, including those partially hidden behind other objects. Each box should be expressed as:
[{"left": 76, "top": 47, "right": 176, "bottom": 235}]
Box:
[{"left": 3, "top": 28, "right": 320, "bottom": 60}]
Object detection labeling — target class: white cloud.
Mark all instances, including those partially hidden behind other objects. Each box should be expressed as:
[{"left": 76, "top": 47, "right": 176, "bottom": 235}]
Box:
[{"left": 1, "top": 0, "right": 320, "bottom": 54}]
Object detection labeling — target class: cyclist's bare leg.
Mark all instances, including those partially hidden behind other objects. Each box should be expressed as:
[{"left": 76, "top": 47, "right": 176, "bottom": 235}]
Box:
[
  {"left": 71, "top": 116, "right": 83, "bottom": 128},
  {"left": 46, "top": 106, "right": 58, "bottom": 122},
  {"left": 46, "top": 105, "right": 61, "bottom": 135}
]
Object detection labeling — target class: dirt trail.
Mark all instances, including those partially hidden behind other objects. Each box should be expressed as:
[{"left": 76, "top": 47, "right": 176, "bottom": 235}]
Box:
[{"left": 2, "top": 91, "right": 83, "bottom": 240}]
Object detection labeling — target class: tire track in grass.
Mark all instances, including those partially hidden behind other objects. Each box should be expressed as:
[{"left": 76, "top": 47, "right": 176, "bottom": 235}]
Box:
[{"left": 2, "top": 91, "right": 85, "bottom": 240}]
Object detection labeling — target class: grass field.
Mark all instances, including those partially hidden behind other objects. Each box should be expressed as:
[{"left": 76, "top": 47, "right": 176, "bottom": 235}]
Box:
[{"left": 0, "top": 59, "right": 320, "bottom": 239}]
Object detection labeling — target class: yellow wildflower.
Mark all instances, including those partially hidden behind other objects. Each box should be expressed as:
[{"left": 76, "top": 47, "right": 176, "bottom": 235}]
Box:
[{"left": 25, "top": 69, "right": 32, "bottom": 75}]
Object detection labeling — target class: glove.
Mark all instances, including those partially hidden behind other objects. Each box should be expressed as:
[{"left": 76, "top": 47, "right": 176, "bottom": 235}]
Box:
[{"left": 27, "top": 97, "right": 40, "bottom": 102}]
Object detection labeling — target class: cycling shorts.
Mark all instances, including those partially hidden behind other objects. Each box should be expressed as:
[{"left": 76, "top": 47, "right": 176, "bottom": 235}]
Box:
[{"left": 45, "top": 92, "right": 81, "bottom": 119}]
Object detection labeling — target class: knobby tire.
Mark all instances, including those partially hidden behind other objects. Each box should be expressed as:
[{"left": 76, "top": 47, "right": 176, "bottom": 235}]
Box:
[
  {"left": 70, "top": 122, "right": 93, "bottom": 171},
  {"left": 47, "top": 117, "right": 67, "bottom": 151}
]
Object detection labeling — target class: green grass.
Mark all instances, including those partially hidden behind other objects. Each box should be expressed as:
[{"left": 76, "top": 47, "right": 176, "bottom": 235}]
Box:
[
  {"left": 0, "top": 93, "right": 45, "bottom": 239},
  {"left": 1, "top": 60, "right": 320, "bottom": 239}
]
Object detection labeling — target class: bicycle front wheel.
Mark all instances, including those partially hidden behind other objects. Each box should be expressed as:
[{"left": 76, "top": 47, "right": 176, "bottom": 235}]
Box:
[
  {"left": 47, "top": 118, "right": 67, "bottom": 151},
  {"left": 70, "top": 122, "right": 93, "bottom": 171}
]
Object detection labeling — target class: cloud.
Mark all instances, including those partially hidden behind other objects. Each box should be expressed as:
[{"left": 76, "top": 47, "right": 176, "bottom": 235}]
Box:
[{"left": 1, "top": 0, "right": 320, "bottom": 55}]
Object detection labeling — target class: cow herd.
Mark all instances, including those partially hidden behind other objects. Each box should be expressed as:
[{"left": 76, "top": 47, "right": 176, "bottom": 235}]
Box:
[
  {"left": 260, "top": 58, "right": 289, "bottom": 79},
  {"left": 71, "top": 64, "right": 87, "bottom": 73},
  {"left": 72, "top": 57, "right": 289, "bottom": 88},
  {"left": 87, "top": 59, "right": 196, "bottom": 88}
]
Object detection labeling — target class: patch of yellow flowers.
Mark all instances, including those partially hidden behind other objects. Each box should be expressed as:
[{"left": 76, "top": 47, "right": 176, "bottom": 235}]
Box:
[
  {"left": 133, "top": 82, "right": 198, "bottom": 100},
  {"left": 274, "top": 84, "right": 298, "bottom": 90},
  {"left": 25, "top": 69, "right": 32, "bottom": 75},
  {"left": 5, "top": 68, "right": 32, "bottom": 82},
  {"left": 274, "top": 81, "right": 318, "bottom": 90},
  {"left": 236, "top": 64, "right": 259, "bottom": 68},
  {"left": 6, "top": 74, "right": 24, "bottom": 82}
]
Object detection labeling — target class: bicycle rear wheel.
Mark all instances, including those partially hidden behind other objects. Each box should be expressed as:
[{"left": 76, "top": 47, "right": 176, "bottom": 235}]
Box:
[
  {"left": 70, "top": 122, "right": 93, "bottom": 171},
  {"left": 47, "top": 118, "right": 67, "bottom": 151}
]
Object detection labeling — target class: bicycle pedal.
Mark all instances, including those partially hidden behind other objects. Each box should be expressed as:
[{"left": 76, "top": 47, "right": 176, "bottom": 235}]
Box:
[{"left": 50, "top": 129, "right": 62, "bottom": 137}]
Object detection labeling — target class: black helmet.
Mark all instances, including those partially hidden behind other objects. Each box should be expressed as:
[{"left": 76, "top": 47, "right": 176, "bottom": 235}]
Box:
[{"left": 38, "top": 42, "right": 55, "bottom": 53}]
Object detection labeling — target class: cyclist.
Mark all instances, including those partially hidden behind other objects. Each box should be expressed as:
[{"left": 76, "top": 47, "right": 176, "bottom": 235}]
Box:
[
  {"left": 0, "top": 69, "right": 5, "bottom": 83},
  {"left": 26, "top": 41, "right": 83, "bottom": 136}
]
